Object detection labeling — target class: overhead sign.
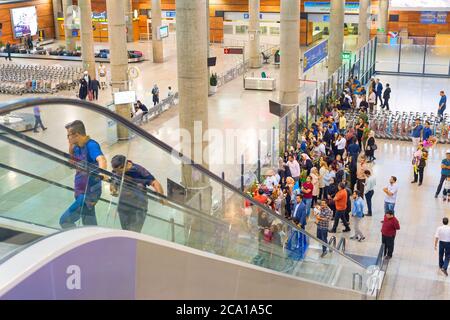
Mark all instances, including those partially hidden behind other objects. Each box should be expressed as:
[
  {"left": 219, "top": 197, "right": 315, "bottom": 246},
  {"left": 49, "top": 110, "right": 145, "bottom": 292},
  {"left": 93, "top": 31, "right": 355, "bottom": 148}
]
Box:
[
  {"left": 303, "top": 40, "right": 328, "bottom": 73},
  {"left": 162, "top": 11, "right": 176, "bottom": 18},
  {"left": 341, "top": 51, "right": 352, "bottom": 60},
  {"left": 224, "top": 12, "right": 281, "bottom": 21},
  {"left": 391, "top": 0, "right": 450, "bottom": 11},
  {"left": 420, "top": 11, "right": 447, "bottom": 24},
  {"left": 304, "top": 2, "right": 359, "bottom": 14},
  {"left": 243, "top": 13, "right": 263, "bottom": 19},
  {"left": 224, "top": 47, "right": 244, "bottom": 55}
]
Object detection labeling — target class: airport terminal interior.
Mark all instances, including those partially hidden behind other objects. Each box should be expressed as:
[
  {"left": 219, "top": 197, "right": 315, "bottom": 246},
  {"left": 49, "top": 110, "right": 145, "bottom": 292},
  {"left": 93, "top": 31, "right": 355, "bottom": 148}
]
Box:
[{"left": 0, "top": 0, "right": 449, "bottom": 301}]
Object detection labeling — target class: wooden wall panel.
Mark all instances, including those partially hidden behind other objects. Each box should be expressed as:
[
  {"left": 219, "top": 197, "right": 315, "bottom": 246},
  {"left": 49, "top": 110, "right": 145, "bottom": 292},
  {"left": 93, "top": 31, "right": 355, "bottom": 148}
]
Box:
[
  {"left": 1, "top": 0, "right": 446, "bottom": 45},
  {"left": 0, "top": 0, "right": 55, "bottom": 44}
]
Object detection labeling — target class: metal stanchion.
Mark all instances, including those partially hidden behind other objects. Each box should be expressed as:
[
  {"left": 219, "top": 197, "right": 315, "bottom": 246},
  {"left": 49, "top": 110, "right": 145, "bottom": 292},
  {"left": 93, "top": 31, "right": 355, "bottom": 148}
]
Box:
[
  {"left": 257, "top": 139, "right": 261, "bottom": 183},
  {"left": 241, "top": 154, "right": 245, "bottom": 192}
]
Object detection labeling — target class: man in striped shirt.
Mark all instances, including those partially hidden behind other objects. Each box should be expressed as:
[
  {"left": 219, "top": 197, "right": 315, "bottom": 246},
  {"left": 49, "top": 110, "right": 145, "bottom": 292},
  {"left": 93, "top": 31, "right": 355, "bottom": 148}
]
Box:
[{"left": 314, "top": 200, "right": 334, "bottom": 257}]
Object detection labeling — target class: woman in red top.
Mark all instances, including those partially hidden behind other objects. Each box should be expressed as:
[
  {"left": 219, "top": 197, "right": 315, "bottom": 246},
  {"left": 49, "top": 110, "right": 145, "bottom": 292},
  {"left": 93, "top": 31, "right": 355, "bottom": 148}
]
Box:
[{"left": 301, "top": 176, "right": 314, "bottom": 218}]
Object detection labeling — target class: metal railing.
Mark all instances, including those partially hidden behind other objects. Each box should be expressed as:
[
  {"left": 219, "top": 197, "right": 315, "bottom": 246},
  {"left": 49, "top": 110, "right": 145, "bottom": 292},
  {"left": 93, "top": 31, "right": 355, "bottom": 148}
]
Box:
[{"left": 216, "top": 43, "right": 278, "bottom": 88}]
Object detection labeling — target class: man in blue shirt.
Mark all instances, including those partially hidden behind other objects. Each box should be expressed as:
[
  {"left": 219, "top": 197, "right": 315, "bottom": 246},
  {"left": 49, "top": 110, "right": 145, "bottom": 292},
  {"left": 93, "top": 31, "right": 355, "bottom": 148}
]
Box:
[
  {"left": 423, "top": 121, "right": 433, "bottom": 141},
  {"left": 60, "top": 120, "right": 107, "bottom": 228},
  {"left": 375, "top": 79, "right": 383, "bottom": 106},
  {"left": 111, "top": 155, "right": 164, "bottom": 232},
  {"left": 438, "top": 91, "right": 447, "bottom": 121},
  {"left": 350, "top": 191, "right": 365, "bottom": 241},
  {"left": 435, "top": 150, "right": 450, "bottom": 198},
  {"left": 411, "top": 118, "right": 423, "bottom": 148},
  {"left": 293, "top": 194, "right": 307, "bottom": 229},
  {"left": 348, "top": 138, "right": 360, "bottom": 163},
  {"left": 32, "top": 106, "right": 47, "bottom": 133}
]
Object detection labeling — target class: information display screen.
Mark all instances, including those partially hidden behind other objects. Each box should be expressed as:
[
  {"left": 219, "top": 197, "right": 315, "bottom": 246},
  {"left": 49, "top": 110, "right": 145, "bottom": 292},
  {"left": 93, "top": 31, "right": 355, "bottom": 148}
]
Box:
[
  {"left": 159, "top": 25, "right": 169, "bottom": 39},
  {"left": 114, "top": 91, "right": 136, "bottom": 105},
  {"left": 390, "top": 0, "right": 450, "bottom": 11},
  {"left": 11, "top": 6, "right": 38, "bottom": 39}
]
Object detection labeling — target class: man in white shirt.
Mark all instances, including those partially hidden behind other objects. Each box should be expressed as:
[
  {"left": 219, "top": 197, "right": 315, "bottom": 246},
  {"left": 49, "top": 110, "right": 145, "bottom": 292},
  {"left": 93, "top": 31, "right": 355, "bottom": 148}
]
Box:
[
  {"left": 335, "top": 134, "right": 346, "bottom": 157},
  {"left": 383, "top": 176, "right": 398, "bottom": 214},
  {"left": 288, "top": 155, "right": 301, "bottom": 183},
  {"left": 98, "top": 63, "right": 107, "bottom": 89},
  {"left": 435, "top": 217, "right": 450, "bottom": 276}
]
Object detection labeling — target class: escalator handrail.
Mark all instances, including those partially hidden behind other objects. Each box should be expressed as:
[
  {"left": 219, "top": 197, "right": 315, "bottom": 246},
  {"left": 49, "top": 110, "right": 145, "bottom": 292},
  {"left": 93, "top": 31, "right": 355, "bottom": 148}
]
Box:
[
  {"left": 0, "top": 162, "right": 187, "bottom": 229},
  {"left": 0, "top": 164, "right": 294, "bottom": 269},
  {"left": 0, "top": 97, "right": 365, "bottom": 269},
  {"left": 0, "top": 122, "right": 234, "bottom": 228}
]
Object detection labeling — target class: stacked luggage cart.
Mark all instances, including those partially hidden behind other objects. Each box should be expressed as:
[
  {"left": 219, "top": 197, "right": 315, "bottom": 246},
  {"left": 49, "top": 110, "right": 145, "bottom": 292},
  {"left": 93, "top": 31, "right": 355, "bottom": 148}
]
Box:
[
  {"left": 0, "top": 64, "right": 83, "bottom": 95},
  {"left": 345, "top": 109, "right": 450, "bottom": 144}
]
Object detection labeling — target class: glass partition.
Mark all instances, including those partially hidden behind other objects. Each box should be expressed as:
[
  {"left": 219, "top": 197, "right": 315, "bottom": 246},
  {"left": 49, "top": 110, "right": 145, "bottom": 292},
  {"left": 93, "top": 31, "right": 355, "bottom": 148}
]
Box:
[
  {"left": 399, "top": 44, "right": 425, "bottom": 74},
  {"left": 376, "top": 36, "right": 450, "bottom": 77},
  {"left": 0, "top": 99, "right": 370, "bottom": 294},
  {"left": 425, "top": 45, "right": 450, "bottom": 75}
]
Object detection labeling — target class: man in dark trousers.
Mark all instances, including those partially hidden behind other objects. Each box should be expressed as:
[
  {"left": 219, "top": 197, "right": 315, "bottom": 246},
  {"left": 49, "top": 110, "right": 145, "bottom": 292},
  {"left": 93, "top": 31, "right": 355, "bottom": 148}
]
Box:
[
  {"left": 438, "top": 91, "right": 447, "bottom": 122},
  {"left": 434, "top": 217, "right": 450, "bottom": 276},
  {"left": 375, "top": 79, "right": 383, "bottom": 106},
  {"left": 89, "top": 77, "right": 100, "bottom": 101},
  {"left": 33, "top": 106, "right": 47, "bottom": 132},
  {"left": 435, "top": 150, "right": 450, "bottom": 198},
  {"left": 293, "top": 194, "right": 307, "bottom": 230},
  {"left": 382, "top": 83, "right": 391, "bottom": 110},
  {"left": 381, "top": 210, "right": 400, "bottom": 259},
  {"left": 330, "top": 183, "right": 351, "bottom": 233},
  {"left": 5, "top": 42, "right": 12, "bottom": 61}
]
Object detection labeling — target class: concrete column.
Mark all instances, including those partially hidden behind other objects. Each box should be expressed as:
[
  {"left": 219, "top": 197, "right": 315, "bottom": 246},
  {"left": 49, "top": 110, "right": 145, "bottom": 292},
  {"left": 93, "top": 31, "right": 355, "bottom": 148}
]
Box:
[
  {"left": 126, "top": 0, "right": 134, "bottom": 42},
  {"left": 249, "top": 0, "right": 261, "bottom": 69},
  {"left": 358, "top": 0, "right": 371, "bottom": 49},
  {"left": 62, "top": 0, "right": 75, "bottom": 51},
  {"left": 79, "top": 0, "right": 95, "bottom": 77},
  {"left": 151, "top": 0, "right": 164, "bottom": 63},
  {"left": 176, "top": 0, "right": 211, "bottom": 214},
  {"left": 377, "top": 0, "right": 389, "bottom": 41},
  {"left": 279, "top": 0, "right": 300, "bottom": 107},
  {"left": 106, "top": 0, "right": 131, "bottom": 140},
  {"left": 206, "top": 0, "right": 211, "bottom": 90},
  {"left": 328, "top": 0, "right": 344, "bottom": 76},
  {"left": 52, "top": 0, "right": 62, "bottom": 39}
]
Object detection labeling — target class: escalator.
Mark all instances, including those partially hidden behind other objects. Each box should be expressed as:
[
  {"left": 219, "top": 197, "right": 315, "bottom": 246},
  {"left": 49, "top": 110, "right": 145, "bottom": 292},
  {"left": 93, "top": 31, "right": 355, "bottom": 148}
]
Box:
[{"left": 0, "top": 98, "right": 383, "bottom": 299}]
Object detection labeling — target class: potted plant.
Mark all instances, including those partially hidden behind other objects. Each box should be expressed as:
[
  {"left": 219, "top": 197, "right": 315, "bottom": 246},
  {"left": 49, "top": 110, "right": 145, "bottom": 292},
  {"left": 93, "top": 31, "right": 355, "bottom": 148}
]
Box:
[{"left": 209, "top": 73, "right": 218, "bottom": 95}]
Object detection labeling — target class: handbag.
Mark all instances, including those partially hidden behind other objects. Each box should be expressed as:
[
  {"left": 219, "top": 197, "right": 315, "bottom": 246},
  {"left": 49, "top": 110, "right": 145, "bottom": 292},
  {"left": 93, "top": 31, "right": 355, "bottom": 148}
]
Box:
[{"left": 371, "top": 144, "right": 378, "bottom": 151}]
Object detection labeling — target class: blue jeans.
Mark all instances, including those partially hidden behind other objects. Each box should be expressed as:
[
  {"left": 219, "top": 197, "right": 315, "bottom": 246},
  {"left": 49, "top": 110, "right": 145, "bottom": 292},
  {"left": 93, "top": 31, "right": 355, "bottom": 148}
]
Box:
[
  {"left": 365, "top": 190, "right": 374, "bottom": 215},
  {"left": 303, "top": 198, "right": 312, "bottom": 218},
  {"left": 60, "top": 194, "right": 98, "bottom": 228},
  {"left": 439, "top": 241, "right": 450, "bottom": 270},
  {"left": 384, "top": 201, "right": 395, "bottom": 214},
  {"left": 317, "top": 228, "right": 328, "bottom": 253}
]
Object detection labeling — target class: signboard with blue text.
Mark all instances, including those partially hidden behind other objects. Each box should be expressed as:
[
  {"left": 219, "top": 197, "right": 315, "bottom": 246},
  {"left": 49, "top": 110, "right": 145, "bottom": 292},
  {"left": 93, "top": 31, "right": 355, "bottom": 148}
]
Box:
[
  {"left": 420, "top": 11, "right": 447, "bottom": 24},
  {"left": 303, "top": 40, "right": 328, "bottom": 73},
  {"left": 304, "top": 2, "right": 359, "bottom": 14},
  {"left": 162, "top": 11, "right": 176, "bottom": 18}
]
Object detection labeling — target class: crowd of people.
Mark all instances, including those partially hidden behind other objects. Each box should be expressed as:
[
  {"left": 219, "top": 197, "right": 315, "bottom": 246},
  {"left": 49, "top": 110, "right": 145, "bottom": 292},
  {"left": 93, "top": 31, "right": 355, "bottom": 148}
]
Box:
[{"left": 244, "top": 75, "right": 407, "bottom": 260}]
